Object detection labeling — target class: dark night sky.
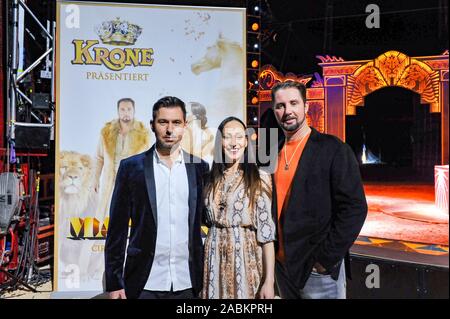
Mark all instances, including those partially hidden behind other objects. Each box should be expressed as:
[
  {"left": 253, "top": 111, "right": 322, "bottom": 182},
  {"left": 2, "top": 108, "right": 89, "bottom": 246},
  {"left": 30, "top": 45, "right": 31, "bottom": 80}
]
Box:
[
  {"left": 25, "top": 0, "right": 448, "bottom": 77},
  {"left": 261, "top": 0, "right": 449, "bottom": 75}
]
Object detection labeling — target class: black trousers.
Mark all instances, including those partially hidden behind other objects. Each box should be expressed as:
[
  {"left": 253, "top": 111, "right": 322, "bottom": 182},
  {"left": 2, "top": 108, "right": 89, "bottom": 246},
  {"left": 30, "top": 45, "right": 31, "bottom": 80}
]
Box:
[{"left": 138, "top": 287, "right": 195, "bottom": 299}]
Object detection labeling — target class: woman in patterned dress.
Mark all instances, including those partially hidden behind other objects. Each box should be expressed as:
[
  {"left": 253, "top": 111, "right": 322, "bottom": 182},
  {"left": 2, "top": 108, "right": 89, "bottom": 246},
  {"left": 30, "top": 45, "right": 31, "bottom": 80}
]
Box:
[{"left": 202, "top": 117, "right": 276, "bottom": 299}]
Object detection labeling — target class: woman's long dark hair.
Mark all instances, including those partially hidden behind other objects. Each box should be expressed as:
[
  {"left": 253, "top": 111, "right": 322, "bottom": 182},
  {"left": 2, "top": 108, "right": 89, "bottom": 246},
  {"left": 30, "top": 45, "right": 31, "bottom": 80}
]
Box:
[{"left": 205, "top": 117, "right": 271, "bottom": 208}]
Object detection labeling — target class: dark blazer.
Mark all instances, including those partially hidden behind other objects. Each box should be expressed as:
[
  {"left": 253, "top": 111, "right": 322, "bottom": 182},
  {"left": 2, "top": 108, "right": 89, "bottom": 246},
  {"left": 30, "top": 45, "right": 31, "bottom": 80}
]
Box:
[
  {"left": 274, "top": 127, "right": 368, "bottom": 290},
  {"left": 104, "top": 145, "right": 209, "bottom": 299}
]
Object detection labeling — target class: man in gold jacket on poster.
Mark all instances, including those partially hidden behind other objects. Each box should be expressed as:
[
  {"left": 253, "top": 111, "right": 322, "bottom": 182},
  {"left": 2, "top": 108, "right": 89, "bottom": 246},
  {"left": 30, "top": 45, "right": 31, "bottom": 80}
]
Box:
[{"left": 95, "top": 98, "right": 150, "bottom": 220}]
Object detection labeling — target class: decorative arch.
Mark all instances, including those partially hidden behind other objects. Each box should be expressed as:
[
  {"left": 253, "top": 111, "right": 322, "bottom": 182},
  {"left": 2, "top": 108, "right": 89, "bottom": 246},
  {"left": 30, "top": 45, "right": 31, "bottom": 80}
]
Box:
[
  {"left": 347, "top": 51, "right": 441, "bottom": 115},
  {"left": 315, "top": 50, "right": 448, "bottom": 164}
]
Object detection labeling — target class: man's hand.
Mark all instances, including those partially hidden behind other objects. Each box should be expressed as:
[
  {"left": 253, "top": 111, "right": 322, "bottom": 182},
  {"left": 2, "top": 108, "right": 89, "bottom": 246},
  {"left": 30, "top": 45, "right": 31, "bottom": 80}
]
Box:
[
  {"left": 109, "top": 289, "right": 126, "bottom": 299},
  {"left": 313, "top": 262, "right": 328, "bottom": 274}
]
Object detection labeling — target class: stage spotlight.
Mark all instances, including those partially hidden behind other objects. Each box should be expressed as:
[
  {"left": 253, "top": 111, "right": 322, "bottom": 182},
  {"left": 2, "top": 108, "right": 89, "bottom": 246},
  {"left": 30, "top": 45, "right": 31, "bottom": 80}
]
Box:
[
  {"left": 251, "top": 60, "right": 259, "bottom": 68},
  {"left": 251, "top": 97, "right": 259, "bottom": 104},
  {"left": 253, "top": 116, "right": 258, "bottom": 123},
  {"left": 253, "top": 43, "right": 259, "bottom": 49},
  {"left": 251, "top": 133, "right": 258, "bottom": 141},
  {"left": 254, "top": 6, "right": 259, "bottom": 12},
  {"left": 251, "top": 23, "right": 259, "bottom": 31},
  {"left": 254, "top": 80, "right": 259, "bottom": 85}
]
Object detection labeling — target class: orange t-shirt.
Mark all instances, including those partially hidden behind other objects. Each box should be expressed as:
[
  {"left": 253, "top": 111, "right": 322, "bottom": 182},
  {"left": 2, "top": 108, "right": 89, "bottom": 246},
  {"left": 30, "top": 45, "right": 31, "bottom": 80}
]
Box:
[{"left": 274, "top": 132, "right": 311, "bottom": 262}]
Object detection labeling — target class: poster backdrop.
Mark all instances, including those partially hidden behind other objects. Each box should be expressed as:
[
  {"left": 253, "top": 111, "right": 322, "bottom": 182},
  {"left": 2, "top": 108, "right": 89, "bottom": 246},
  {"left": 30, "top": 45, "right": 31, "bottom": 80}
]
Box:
[{"left": 56, "top": 0, "right": 245, "bottom": 291}]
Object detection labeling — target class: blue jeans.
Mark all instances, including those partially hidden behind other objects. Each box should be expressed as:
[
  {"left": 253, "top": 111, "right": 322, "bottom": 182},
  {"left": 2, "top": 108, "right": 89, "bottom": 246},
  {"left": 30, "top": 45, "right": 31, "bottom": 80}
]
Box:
[
  {"left": 301, "top": 261, "right": 346, "bottom": 299},
  {"left": 275, "top": 260, "right": 346, "bottom": 299}
]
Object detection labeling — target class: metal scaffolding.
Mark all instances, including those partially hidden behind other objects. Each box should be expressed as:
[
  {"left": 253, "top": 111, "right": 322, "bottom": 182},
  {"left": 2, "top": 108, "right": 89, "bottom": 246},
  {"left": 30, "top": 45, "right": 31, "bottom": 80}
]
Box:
[{"left": 5, "top": 0, "right": 55, "bottom": 169}]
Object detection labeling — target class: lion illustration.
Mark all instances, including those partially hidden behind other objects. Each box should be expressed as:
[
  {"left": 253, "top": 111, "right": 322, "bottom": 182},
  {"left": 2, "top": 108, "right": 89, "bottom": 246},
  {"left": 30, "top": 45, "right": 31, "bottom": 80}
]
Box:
[
  {"left": 58, "top": 151, "right": 103, "bottom": 288},
  {"left": 59, "top": 151, "right": 97, "bottom": 218}
]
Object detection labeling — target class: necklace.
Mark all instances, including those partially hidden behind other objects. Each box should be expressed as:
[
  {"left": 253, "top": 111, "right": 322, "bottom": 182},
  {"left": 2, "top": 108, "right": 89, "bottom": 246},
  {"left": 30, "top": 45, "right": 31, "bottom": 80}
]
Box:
[
  {"left": 283, "top": 133, "right": 308, "bottom": 170},
  {"left": 217, "top": 169, "right": 242, "bottom": 212}
]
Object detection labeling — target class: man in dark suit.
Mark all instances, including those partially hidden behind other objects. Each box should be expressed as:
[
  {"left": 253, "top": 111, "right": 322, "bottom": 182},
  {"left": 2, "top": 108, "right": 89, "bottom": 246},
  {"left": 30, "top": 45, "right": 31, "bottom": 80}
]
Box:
[
  {"left": 271, "top": 81, "right": 368, "bottom": 299},
  {"left": 105, "top": 96, "right": 209, "bottom": 299}
]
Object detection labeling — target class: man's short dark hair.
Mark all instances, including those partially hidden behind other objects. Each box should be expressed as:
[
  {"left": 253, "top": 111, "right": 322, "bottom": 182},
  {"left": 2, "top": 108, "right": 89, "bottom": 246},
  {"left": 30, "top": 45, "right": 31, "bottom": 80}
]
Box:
[
  {"left": 117, "top": 98, "right": 135, "bottom": 109},
  {"left": 152, "top": 96, "right": 186, "bottom": 121},
  {"left": 271, "top": 80, "right": 307, "bottom": 105}
]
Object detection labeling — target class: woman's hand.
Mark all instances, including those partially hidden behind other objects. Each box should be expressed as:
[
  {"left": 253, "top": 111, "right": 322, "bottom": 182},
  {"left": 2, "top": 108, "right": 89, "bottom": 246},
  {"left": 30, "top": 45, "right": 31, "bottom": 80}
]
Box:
[{"left": 258, "top": 280, "right": 275, "bottom": 299}]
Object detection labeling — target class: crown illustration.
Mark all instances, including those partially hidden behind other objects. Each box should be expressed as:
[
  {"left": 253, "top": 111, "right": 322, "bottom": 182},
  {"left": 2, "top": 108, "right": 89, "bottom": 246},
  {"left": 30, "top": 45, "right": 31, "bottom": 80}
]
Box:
[{"left": 95, "top": 17, "right": 142, "bottom": 46}]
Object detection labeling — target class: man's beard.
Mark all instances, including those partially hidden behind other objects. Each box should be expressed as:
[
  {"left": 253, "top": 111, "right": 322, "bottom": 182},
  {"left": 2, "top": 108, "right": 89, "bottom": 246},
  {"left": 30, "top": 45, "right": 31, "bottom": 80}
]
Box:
[
  {"left": 156, "top": 138, "right": 180, "bottom": 153},
  {"left": 120, "top": 117, "right": 132, "bottom": 123},
  {"left": 282, "top": 115, "right": 306, "bottom": 132}
]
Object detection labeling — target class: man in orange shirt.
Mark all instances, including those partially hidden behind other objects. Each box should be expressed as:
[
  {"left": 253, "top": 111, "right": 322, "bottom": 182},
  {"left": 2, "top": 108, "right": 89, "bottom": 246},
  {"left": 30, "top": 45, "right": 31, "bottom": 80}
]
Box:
[{"left": 271, "top": 80, "right": 367, "bottom": 299}]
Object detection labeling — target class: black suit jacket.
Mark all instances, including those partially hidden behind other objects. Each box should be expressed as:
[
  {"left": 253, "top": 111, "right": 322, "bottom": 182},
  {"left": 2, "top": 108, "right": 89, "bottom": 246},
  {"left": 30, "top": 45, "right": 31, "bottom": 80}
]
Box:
[
  {"left": 104, "top": 145, "right": 209, "bottom": 299},
  {"left": 273, "top": 127, "right": 368, "bottom": 290}
]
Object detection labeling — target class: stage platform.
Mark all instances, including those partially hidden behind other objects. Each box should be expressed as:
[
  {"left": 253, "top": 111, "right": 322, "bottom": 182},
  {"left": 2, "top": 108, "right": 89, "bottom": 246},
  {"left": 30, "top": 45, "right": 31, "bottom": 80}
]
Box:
[
  {"left": 347, "top": 182, "right": 448, "bottom": 298},
  {"left": 353, "top": 236, "right": 448, "bottom": 267},
  {"left": 349, "top": 235, "right": 448, "bottom": 298}
]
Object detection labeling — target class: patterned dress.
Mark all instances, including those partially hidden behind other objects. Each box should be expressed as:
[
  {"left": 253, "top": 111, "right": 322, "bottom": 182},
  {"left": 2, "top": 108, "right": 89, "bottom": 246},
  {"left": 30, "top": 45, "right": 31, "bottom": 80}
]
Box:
[{"left": 202, "top": 170, "right": 276, "bottom": 299}]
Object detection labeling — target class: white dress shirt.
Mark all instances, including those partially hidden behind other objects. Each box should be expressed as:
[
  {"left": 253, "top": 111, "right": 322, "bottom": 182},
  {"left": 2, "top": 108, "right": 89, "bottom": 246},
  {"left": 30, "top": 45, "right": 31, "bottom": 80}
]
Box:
[{"left": 144, "top": 148, "right": 192, "bottom": 291}]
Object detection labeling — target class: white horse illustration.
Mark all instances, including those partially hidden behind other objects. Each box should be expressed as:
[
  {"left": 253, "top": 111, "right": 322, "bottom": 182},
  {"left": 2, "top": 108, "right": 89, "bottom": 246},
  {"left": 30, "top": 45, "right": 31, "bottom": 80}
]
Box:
[{"left": 191, "top": 34, "right": 245, "bottom": 121}]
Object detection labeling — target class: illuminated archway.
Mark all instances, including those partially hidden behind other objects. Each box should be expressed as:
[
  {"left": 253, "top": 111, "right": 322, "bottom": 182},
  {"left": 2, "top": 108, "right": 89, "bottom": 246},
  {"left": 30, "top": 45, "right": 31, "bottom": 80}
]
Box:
[
  {"left": 347, "top": 51, "right": 440, "bottom": 115},
  {"left": 314, "top": 50, "right": 448, "bottom": 164}
]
